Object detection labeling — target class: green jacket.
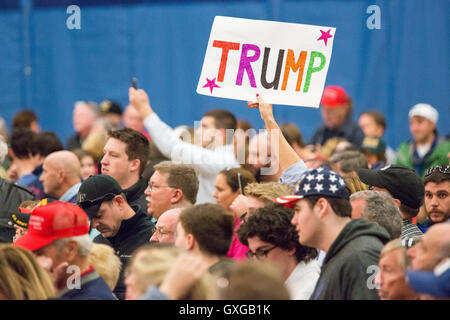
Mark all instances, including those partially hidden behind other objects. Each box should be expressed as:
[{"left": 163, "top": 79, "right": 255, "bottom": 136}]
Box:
[{"left": 395, "top": 136, "right": 450, "bottom": 176}]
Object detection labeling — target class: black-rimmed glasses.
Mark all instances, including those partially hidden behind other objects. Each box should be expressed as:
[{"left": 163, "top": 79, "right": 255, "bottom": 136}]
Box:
[{"left": 246, "top": 246, "right": 277, "bottom": 260}]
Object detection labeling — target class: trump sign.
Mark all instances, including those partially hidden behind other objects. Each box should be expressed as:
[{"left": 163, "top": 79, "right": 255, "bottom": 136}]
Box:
[{"left": 197, "top": 16, "right": 336, "bottom": 108}]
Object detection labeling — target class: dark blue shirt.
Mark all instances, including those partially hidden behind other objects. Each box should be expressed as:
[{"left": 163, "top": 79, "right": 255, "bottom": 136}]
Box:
[
  {"left": 309, "top": 114, "right": 365, "bottom": 147},
  {"left": 59, "top": 268, "right": 116, "bottom": 300}
]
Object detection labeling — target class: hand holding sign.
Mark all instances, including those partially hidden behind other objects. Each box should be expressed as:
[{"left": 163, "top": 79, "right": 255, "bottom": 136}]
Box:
[
  {"left": 197, "top": 16, "right": 336, "bottom": 108},
  {"left": 247, "top": 94, "right": 274, "bottom": 123}
]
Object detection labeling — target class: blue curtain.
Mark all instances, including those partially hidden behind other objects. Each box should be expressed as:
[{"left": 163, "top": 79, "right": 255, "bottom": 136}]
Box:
[{"left": 0, "top": 0, "right": 448, "bottom": 148}]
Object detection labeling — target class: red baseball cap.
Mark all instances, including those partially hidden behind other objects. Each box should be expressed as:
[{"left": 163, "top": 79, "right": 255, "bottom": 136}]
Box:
[
  {"left": 320, "top": 86, "right": 350, "bottom": 107},
  {"left": 14, "top": 201, "right": 90, "bottom": 251}
]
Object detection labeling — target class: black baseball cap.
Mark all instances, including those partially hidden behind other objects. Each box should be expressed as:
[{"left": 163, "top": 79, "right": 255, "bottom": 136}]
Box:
[
  {"left": 11, "top": 211, "right": 31, "bottom": 229},
  {"left": 77, "top": 175, "right": 123, "bottom": 219},
  {"left": 357, "top": 165, "right": 424, "bottom": 209},
  {"left": 100, "top": 100, "right": 123, "bottom": 115}
]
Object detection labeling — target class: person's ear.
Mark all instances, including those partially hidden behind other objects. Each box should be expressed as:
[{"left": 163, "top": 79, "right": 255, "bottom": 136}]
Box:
[
  {"left": 394, "top": 199, "right": 401, "bottom": 208},
  {"left": 314, "top": 198, "right": 328, "bottom": 219},
  {"left": 186, "top": 233, "right": 195, "bottom": 250},
  {"left": 63, "top": 240, "right": 79, "bottom": 262},
  {"left": 287, "top": 244, "right": 296, "bottom": 257},
  {"left": 171, "top": 189, "right": 183, "bottom": 204},
  {"left": 113, "top": 195, "right": 126, "bottom": 210},
  {"left": 129, "top": 159, "right": 141, "bottom": 173},
  {"left": 58, "top": 170, "right": 66, "bottom": 183}
]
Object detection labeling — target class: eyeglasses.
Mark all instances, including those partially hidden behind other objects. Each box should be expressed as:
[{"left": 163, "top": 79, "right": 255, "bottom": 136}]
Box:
[
  {"left": 147, "top": 184, "right": 173, "bottom": 192},
  {"left": 425, "top": 165, "right": 450, "bottom": 177},
  {"left": 151, "top": 226, "right": 174, "bottom": 237},
  {"left": 246, "top": 246, "right": 277, "bottom": 260},
  {"left": 78, "top": 193, "right": 117, "bottom": 209}
]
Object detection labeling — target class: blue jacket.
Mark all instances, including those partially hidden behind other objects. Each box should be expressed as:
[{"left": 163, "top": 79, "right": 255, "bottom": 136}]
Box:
[
  {"left": 309, "top": 114, "right": 365, "bottom": 147},
  {"left": 59, "top": 268, "right": 116, "bottom": 300}
]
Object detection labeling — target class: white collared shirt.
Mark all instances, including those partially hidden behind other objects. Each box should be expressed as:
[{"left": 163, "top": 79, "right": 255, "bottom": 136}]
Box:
[
  {"left": 285, "top": 260, "right": 321, "bottom": 300},
  {"left": 144, "top": 113, "right": 239, "bottom": 204}
]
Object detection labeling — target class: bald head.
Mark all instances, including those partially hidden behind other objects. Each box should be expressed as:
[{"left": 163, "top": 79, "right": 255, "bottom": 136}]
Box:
[
  {"left": 247, "top": 132, "right": 279, "bottom": 181},
  {"left": 40, "top": 151, "right": 81, "bottom": 198},
  {"left": 46, "top": 151, "right": 80, "bottom": 178},
  {"left": 73, "top": 102, "right": 98, "bottom": 137},
  {"left": 408, "top": 223, "right": 450, "bottom": 271},
  {"left": 123, "top": 104, "right": 143, "bottom": 132},
  {"left": 149, "top": 208, "right": 182, "bottom": 244}
]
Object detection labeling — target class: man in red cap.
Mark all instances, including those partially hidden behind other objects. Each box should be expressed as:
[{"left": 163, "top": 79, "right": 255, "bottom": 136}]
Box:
[
  {"left": 309, "top": 85, "right": 364, "bottom": 148},
  {"left": 14, "top": 201, "right": 116, "bottom": 299}
]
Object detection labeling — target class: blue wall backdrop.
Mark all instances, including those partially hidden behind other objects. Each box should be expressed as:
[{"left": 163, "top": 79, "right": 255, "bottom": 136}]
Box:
[{"left": 0, "top": 0, "right": 448, "bottom": 148}]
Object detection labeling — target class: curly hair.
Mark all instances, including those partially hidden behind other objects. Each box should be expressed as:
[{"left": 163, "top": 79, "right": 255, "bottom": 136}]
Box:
[{"left": 237, "top": 203, "right": 317, "bottom": 263}]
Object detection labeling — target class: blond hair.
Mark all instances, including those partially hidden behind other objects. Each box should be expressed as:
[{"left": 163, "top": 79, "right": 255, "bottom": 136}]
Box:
[
  {"left": 344, "top": 175, "right": 369, "bottom": 194},
  {"left": 82, "top": 130, "right": 108, "bottom": 163},
  {"left": 320, "top": 137, "right": 347, "bottom": 159},
  {"left": 380, "top": 239, "right": 407, "bottom": 270},
  {"left": 218, "top": 260, "right": 290, "bottom": 300},
  {"left": 87, "top": 243, "right": 121, "bottom": 291},
  {"left": 244, "top": 182, "right": 294, "bottom": 203},
  {"left": 0, "top": 244, "right": 55, "bottom": 300},
  {"left": 128, "top": 245, "right": 214, "bottom": 299}
]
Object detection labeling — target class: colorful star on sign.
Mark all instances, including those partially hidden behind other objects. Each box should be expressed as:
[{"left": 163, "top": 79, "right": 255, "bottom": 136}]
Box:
[
  {"left": 317, "top": 29, "right": 333, "bottom": 46},
  {"left": 203, "top": 77, "right": 220, "bottom": 94}
]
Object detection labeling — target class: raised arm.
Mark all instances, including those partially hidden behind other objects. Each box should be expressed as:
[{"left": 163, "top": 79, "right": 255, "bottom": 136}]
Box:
[
  {"left": 247, "top": 94, "right": 302, "bottom": 172},
  {"left": 129, "top": 87, "right": 238, "bottom": 175}
]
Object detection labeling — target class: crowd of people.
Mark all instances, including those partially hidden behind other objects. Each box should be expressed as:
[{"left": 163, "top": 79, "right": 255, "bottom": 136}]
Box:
[{"left": 0, "top": 85, "right": 449, "bottom": 300}]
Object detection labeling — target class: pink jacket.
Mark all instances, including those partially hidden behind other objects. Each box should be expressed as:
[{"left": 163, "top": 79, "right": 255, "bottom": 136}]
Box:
[{"left": 226, "top": 217, "right": 248, "bottom": 261}]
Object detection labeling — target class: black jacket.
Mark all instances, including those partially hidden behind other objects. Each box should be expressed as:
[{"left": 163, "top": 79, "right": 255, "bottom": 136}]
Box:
[
  {"left": 309, "top": 114, "right": 365, "bottom": 147},
  {"left": 310, "top": 219, "right": 390, "bottom": 300},
  {"left": 0, "top": 178, "right": 36, "bottom": 242},
  {"left": 94, "top": 206, "right": 154, "bottom": 300},
  {"left": 65, "top": 133, "right": 82, "bottom": 151},
  {"left": 124, "top": 178, "right": 148, "bottom": 213}
]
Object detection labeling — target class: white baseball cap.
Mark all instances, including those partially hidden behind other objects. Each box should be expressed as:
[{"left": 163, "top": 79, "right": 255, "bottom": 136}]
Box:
[{"left": 408, "top": 103, "right": 439, "bottom": 124}]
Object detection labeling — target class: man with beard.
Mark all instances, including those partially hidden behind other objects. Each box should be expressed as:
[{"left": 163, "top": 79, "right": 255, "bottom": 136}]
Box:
[{"left": 417, "top": 165, "right": 450, "bottom": 232}]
